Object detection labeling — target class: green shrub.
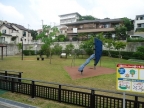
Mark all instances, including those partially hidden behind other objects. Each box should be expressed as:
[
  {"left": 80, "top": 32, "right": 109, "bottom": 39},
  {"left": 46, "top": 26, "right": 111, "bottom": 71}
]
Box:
[
  {"left": 102, "top": 50, "right": 134, "bottom": 59},
  {"left": 23, "top": 50, "right": 35, "bottom": 56},
  {"left": 133, "top": 46, "right": 144, "bottom": 60},
  {"left": 127, "top": 38, "right": 144, "bottom": 42}
]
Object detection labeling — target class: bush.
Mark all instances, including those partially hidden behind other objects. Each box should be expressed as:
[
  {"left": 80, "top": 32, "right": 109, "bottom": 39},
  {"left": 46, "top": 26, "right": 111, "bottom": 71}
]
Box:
[
  {"left": 133, "top": 46, "right": 144, "bottom": 60},
  {"left": 23, "top": 50, "right": 35, "bottom": 56},
  {"left": 127, "top": 38, "right": 144, "bottom": 42},
  {"left": 102, "top": 50, "right": 134, "bottom": 59}
]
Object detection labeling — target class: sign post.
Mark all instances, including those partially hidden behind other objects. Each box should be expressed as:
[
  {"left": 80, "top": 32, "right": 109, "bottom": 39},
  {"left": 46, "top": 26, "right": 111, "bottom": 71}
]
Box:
[{"left": 116, "top": 64, "right": 144, "bottom": 107}]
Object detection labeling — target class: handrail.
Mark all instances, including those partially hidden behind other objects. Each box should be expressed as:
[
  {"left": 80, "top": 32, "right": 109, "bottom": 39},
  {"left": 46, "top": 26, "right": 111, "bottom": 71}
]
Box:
[
  {"left": 0, "top": 75, "right": 144, "bottom": 98},
  {"left": 0, "top": 70, "right": 23, "bottom": 73}
]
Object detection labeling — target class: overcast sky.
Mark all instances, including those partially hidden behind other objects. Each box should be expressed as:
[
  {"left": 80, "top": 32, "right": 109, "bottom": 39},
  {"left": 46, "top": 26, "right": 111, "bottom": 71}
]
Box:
[{"left": 0, "top": 0, "right": 144, "bottom": 30}]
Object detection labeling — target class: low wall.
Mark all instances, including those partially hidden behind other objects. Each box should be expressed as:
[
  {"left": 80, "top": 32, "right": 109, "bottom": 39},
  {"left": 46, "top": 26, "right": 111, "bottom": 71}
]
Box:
[{"left": 0, "top": 42, "right": 144, "bottom": 56}]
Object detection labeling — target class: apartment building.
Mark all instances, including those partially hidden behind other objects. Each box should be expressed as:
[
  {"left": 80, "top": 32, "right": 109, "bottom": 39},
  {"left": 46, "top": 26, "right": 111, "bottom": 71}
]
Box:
[
  {"left": 59, "top": 12, "right": 81, "bottom": 25},
  {"left": 134, "top": 14, "right": 144, "bottom": 32},
  {"left": 0, "top": 21, "right": 32, "bottom": 44},
  {"left": 63, "top": 18, "right": 123, "bottom": 39},
  {"left": 134, "top": 14, "right": 144, "bottom": 37}
]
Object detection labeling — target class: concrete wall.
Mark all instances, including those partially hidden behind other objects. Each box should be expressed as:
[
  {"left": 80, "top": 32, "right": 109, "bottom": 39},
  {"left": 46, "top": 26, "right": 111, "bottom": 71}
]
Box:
[{"left": 0, "top": 42, "right": 144, "bottom": 55}]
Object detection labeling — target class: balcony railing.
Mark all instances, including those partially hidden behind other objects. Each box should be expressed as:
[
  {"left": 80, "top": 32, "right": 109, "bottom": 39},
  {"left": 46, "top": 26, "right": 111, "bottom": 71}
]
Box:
[
  {"left": 11, "top": 32, "right": 18, "bottom": 37},
  {"left": 67, "top": 25, "right": 116, "bottom": 31}
]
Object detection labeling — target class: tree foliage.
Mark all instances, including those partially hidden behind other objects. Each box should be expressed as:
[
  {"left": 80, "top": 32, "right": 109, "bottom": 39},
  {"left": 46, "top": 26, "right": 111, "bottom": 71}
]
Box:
[
  {"left": 36, "top": 25, "right": 59, "bottom": 63},
  {"left": 53, "top": 43, "right": 63, "bottom": 55},
  {"left": 65, "top": 43, "right": 74, "bottom": 58},
  {"left": 80, "top": 36, "right": 94, "bottom": 55},
  {"left": 0, "top": 32, "right": 2, "bottom": 36},
  {"left": 79, "top": 15, "right": 96, "bottom": 21},
  {"left": 122, "top": 17, "right": 134, "bottom": 31},
  {"left": 115, "top": 24, "right": 127, "bottom": 40},
  {"left": 29, "top": 29, "right": 38, "bottom": 40},
  {"left": 113, "top": 41, "right": 126, "bottom": 58}
]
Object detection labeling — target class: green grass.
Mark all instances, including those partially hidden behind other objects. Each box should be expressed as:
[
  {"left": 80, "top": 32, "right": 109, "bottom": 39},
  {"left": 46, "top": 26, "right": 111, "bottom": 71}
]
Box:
[{"left": 0, "top": 55, "right": 143, "bottom": 108}]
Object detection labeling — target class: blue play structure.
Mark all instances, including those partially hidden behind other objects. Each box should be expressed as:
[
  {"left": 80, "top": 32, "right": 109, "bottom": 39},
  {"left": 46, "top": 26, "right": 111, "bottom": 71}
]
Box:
[{"left": 78, "top": 38, "right": 102, "bottom": 73}]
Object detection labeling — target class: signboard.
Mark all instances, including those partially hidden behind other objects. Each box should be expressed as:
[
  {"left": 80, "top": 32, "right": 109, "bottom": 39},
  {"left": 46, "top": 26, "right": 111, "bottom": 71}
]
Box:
[
  {"left": 73, "top": 28, "right": 77, "bottom": 33},
  {"left": 116, "top": 64, "right": 144, "bottom": 93}
]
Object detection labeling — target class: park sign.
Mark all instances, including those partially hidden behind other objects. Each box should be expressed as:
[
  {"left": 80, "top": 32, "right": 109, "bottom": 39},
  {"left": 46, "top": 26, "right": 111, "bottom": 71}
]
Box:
[{"left": 116, "top": 64, "right": 144, "bottom": 93}]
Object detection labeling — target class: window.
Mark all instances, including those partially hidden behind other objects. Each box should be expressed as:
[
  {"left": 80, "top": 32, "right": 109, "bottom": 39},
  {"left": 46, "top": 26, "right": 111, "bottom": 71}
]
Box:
[
  {"left": 23, "top": 31, "right": 26, "bottom": 36},
  {"left": 2, "top": 30, "right": 6, "bottom": 34},
  {"left": 138, "top": 24, "right": 142, "bottom": 27},
  {"left": 0, "top": 37, "right": 5, "bottom": 43}
]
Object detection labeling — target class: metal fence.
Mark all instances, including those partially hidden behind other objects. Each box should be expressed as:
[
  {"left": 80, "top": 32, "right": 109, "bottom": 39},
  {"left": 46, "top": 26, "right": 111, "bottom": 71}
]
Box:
[
  {"left": 0, "top": 75, "right": 144, "bottom": 108},
  {"left": 0, "top": 70, "right": 22, "bottom": 83}
]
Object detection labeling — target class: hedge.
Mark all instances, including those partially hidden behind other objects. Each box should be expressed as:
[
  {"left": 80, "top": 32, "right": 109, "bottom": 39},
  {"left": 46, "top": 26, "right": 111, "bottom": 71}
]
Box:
[
  {"left": 102, "top": 50, "right": 135, "bottom": 60},
  {"left": 23, "top": 50, "right": 36, "bottom": 56}
]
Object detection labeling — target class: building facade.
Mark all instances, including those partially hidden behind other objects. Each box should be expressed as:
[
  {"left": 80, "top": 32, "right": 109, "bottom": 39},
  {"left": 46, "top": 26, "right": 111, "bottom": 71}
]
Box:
[
  {"left": 134, "top": 14, "right": 144, "bottom": 32},
  {"left": 0, "top": 21, "right": 32, "bottom": 44},
  {"left": 59, "top": 12, "right": 81, "bottom": 25},
  {"left": 63, "top": 18, "right": 123, "bottom": 40}
]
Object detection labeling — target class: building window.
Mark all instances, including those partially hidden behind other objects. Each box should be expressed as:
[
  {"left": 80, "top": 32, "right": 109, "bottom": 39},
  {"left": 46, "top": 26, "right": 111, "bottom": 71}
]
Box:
[
  {"left": 23, "top": 31, "right": 26, "bottom": 36},
  {"left": 138, "top": 24, "right": 142, "bottom": 27},
  {"left": 2, "top": 30, "right": 6, "bottom": 34},
  {"left": 0, "top": 37, "right": 5, "bottom": 43}
]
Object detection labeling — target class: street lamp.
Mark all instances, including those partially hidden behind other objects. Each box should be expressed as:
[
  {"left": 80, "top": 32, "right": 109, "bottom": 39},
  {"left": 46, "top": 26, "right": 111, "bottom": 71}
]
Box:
[{"left": 21, "top": 37, "right": 24, "bottom": 60}]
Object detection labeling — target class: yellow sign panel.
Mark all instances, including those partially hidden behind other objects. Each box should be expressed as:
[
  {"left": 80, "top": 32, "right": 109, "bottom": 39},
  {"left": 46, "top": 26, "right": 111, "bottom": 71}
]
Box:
[{"left": 116, "top": 64, "right": 144, "bottom": 93}]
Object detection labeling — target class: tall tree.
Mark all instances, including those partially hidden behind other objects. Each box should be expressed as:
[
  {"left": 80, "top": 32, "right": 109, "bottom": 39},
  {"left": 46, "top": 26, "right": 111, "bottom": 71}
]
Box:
[
  {"left": 115, "top": 24, "right": 127, "bottom": 40},
  {"left": 0, "top": 32, "right": 1, "bottom": 36},
  {"left": 36, "top": 25, "right": 59, "bottom": 64},
  {"left": 122, "top": 17, "right": 134, "bottom": 31},
  {"left": 79, "top": 15, "right": 97, "bottom": 21},
  {"left": 29, "top": 29, "right": 38, "bottom": 40}
]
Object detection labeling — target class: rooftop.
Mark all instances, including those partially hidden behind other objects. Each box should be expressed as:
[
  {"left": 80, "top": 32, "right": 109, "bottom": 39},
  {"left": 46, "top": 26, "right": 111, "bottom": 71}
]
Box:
[{"left": 59, "top": 12, "right": 81, "bottom": 17}]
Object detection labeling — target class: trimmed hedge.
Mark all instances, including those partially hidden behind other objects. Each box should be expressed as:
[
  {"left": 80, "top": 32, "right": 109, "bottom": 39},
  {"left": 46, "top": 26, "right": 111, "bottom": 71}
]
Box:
[
  {"left": 23, "top": 50, "right": 36, "bottom": 56},
  {"left": 102, "top": 50, "right": 135, "bottom": 60}
]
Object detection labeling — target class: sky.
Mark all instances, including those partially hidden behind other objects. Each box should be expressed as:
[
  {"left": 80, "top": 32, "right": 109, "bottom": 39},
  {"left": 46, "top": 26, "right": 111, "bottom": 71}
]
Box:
[{"left": 0, "top": 0, "right": 144, "bottom": 30}]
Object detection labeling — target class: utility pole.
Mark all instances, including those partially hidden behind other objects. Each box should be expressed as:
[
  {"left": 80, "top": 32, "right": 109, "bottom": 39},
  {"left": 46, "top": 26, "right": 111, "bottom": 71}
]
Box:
[
  {"left": 28, "top": 24, "right": 30, "bottom": 44},
  {"left": 41, "top": 20, "right": 43, "bottom": 31}
]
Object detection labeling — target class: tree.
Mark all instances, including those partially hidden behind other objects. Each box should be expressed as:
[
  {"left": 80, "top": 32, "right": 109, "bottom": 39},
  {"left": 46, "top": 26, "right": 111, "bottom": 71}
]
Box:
[
  {"left": 17, "top": 43, "right": 22, "bottom": 53},
  {"left": 113, "top": 41, "right": 126, "bottom": 58},
  {"left": 0, "top": 32, "right": 2, "bottom": 36},
  {"left": 122, "top": 17, "right": 134, "bottom": 31},
  {"left": 29, "top": 29, "right": 38, "bottom": 40},
  {"left": 65, "top": 43, "right": 74, "bottom": 58},
  {"left": 78, "top": 33, "right": 87, "bottom": 41},
  {"left": 53, "top": 43, "right": 63, "bottom": 55},
  {"left": 56, "top": 34, "right": 66, "bottom": 42},
  {"left": 36, "top": 25, "right": 59, "bottom": 64},
  {"left": 115, "top": 24, "right": 127, "bottom": 40},
  {"left": 80, "top": 36, "right": 94, "bottom": 56},
  {"left": 79, "top": 15, "right": 97, "bottom": 21}
]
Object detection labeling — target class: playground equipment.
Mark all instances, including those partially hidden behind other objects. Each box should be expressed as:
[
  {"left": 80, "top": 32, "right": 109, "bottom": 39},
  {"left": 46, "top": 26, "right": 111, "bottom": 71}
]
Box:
[{"left": 78, "top": 38, "right": 102, "bottom": 74}]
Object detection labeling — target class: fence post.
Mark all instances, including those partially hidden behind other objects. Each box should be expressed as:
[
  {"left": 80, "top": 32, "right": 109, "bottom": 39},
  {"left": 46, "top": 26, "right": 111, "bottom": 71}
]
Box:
[
  {"left": 134, "top": 96, "right": 138, "bottom": 108},
  {"left": 11, "top": 78, "right": 15, "bottom": 93},
  {"left": 31, "top": 81, "right": 35, "bottom": 98},
  {"left": 90, "top": 90, "right": 95, "bottom": 108},
  {"left": 18, "top": 72, "right": 22, "bottom": 83},
  {"left": 58, "top": 85, "right": 61, "bottom": 102},
  {"left": 5, "top": 70, "right": 7, "bottom": 80}
]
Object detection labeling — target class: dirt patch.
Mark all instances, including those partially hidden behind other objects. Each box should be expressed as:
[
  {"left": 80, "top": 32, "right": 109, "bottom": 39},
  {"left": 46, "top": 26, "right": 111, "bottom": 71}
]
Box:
[{"left": 64, "top": 66, "right": 116, "bottom": 80}]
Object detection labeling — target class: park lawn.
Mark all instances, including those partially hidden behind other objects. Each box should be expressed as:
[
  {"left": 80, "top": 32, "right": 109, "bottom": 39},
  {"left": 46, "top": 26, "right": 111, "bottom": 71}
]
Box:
[{"left": 0, "top": 55, "right": 143, "bottom": 108}]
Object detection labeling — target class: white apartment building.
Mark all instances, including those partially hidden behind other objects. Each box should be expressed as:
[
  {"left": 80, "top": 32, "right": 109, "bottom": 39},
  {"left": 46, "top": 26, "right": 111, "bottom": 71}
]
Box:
[
  {"left": 134, "top": 14, "right": 144, "bottom": 32},
  {"left": 59, "top": 12, "right": 81, "bottom": 25}
]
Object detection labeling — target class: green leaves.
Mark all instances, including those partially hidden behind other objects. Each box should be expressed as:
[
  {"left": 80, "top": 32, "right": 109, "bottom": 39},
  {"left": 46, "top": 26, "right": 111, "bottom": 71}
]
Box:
[
  {"left": 0, "top": 32, "right": 2, "bottom": 36},
  {"left": 121, "top": 17, "right": 134, "bottom": 31},
  {"left": 113, "top": 41, "right": 126, "bottom": 50}
]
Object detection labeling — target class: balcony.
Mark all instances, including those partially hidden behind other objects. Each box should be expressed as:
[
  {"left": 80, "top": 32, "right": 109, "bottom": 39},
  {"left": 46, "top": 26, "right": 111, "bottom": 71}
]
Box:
[
  {"left": 11, "top": 32, "right": 18, "bottom": 37},
  {"left": 67, "top": 26, "right": 115, "bottom": 33}
]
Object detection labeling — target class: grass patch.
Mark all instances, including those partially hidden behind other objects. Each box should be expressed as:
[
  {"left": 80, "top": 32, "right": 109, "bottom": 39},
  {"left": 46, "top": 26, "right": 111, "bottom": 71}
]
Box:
[{"left": 0, "top": 55, "right": 143, "bottom": 107}]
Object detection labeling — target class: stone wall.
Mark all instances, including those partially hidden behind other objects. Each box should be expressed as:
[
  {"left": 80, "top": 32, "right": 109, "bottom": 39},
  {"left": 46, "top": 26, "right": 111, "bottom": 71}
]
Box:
[{"left": 0, "top": 42, "right": 144, "bottom": 55}]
